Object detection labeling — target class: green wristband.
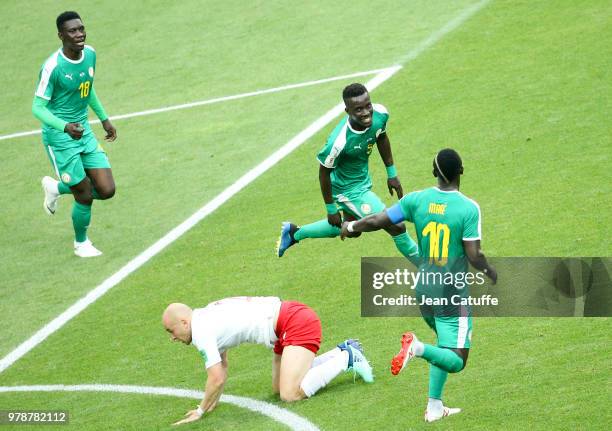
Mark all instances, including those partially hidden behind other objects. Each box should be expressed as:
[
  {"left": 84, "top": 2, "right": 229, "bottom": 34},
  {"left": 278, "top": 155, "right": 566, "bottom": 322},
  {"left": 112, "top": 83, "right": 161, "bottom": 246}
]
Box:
[
  {"left": 325, "top": 203, "right": 338, "bottom": 214},
  {"left": 386, "top": 165, "right": 397, "bottom": 178}
]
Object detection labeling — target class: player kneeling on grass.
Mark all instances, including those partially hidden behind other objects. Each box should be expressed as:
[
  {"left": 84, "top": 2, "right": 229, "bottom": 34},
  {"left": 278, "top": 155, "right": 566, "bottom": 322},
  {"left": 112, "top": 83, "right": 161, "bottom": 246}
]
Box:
[
  {"left": 341, "top": 149, "right": 497, "bottom": 422},
  {"left": 162, "top": 296, "right": 373, "bottom": 425}
]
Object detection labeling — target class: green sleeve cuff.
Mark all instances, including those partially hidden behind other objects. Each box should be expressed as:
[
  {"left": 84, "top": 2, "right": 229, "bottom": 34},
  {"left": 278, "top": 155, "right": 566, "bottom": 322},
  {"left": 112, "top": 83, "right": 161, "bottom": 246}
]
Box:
[
  {"left": 88, "top": 85, "right": 109, "bottom": 122},
  {"left": 32, "top": 97, "right": 67, "bottom": 132},
  {"left": 386, "top": 164, "right": 398, "bottom": 178},
  {"left": 325, "top": 203, "right": 338, "bottom": 215}
]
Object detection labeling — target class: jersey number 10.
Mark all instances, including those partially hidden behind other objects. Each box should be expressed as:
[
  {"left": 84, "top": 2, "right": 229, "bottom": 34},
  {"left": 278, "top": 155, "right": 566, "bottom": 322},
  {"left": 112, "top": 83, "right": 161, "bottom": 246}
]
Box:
[
  {"left": 422, "top": 221, "right": 450, "bottom": 266},
  {"left": 79, "top": 81, "right": 90, "bottom": 98}
]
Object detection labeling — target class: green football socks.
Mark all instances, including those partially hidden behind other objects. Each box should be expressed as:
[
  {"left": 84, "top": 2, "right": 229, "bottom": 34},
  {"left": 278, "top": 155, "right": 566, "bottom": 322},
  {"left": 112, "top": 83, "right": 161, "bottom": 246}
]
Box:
[
  {"left": 391, "top": 233, "right": 420, "bottom": 266},
  {"left": 292, "top": 220, "right": 420, "bottom": 268},
  {"left": 58, "top": 182, "right": 71, "bottom": 195},
  {"left": 294, "top": 219, "right": 341, "bottom": 241},
  {"left": 428, "top": 364, "right": 448, "bottom": 399},
  {"left": 422, "top": 346, "right": 464, "bottom": 399},
  {"left": 72, "top": 201, "right": 92, "bottom": 243},
  {"left": 422, "top": 344, "right": 464, "bottom": 373}
]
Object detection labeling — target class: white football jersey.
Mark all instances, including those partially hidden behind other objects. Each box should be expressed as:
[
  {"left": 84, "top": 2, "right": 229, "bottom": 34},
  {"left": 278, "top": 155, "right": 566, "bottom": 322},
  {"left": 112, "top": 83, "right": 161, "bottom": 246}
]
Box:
[{"left": 191, "top": 296, "right": 281, "bottom": 368}]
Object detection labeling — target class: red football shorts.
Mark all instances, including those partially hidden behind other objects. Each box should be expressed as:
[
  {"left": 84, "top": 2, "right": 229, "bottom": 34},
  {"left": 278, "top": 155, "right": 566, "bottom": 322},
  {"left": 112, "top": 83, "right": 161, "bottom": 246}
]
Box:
[{"left": 274, "top": 301, "right": 322, "bottom": 355}]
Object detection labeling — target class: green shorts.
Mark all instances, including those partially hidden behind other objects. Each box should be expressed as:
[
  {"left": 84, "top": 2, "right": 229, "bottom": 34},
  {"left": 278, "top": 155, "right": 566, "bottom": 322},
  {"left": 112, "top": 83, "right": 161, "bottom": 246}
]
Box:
[
  {"left": 335, "top": 190, "right": 386, "bottom": 219},
  {"left": 422, "top": 315, "right": 472, "bottom": 349},
  {"left": 43, "top": 131, "right": 110, "bottom": 187}
]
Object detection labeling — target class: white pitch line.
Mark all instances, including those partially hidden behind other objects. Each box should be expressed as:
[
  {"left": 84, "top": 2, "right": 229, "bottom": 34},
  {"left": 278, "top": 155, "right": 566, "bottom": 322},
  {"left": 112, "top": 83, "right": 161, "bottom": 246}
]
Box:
[
  {"left": 0, "top": 384, "right": 320, "bottom": 431},
  {"left": 0, "top": 0, "right": 491, "bottom": 374},
  {"left": 0, "top": 67, "right": 393, "bottom": 142},
  {"left": 397, "top": 0, "right": 491, "bottom": 65}
]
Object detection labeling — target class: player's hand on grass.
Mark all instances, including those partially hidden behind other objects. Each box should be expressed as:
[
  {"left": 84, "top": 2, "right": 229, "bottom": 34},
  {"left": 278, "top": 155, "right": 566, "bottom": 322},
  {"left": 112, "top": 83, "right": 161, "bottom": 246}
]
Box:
[
  {"left": 340, "top": 221, "right": 350, "bottom": 240},
  {"left": 327, "top": 212, "right": 342, "bottom": 229},
  {"left": 64, "top": 122, "right": 84, "bottom": 140},
  {"left": 101, "top": 119, "right": 117, "bottom": 142},
  {"left": 387, "top": 177, "right": 403, "bottom": 198},
  {"left": 172, "top": 409, "right": 202, "bottom": 426}
]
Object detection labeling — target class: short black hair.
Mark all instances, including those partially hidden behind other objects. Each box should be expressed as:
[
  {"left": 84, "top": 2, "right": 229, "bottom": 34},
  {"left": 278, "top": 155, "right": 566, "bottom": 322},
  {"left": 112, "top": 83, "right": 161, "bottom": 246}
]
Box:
[
  {"left": 433, "top": 148, "right": 463, "bottom": 183},
  {"left": 56, "top": 11, "right": 81, "bottom": 31},
  {"left": 342, "top": 83, "right": 368, "bottom": 101}
]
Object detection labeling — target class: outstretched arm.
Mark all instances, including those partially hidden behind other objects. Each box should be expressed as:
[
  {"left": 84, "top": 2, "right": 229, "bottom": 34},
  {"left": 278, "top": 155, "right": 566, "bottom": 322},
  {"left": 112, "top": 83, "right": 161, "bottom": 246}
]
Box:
[
  {"left": 376, "top": 132, "right": 403, "bottom": 198},
  {"left": 88, "top": 86, "right": 116, "bottom": 142},
  {"left": 173, "top": 362, "right": 227, "bottom": 425},
  {"left": 319, "top": 164, "right": 341, "bottom": 228},
  {"left": 463, "top": 240, "right": 497, "bottom": 284}
]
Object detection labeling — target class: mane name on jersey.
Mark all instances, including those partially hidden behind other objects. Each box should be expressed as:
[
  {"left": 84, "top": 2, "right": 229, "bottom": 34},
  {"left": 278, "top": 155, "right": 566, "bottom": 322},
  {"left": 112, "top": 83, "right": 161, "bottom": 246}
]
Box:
[{"left": 428, "top": 203, "right": 447, "bottom": 215}]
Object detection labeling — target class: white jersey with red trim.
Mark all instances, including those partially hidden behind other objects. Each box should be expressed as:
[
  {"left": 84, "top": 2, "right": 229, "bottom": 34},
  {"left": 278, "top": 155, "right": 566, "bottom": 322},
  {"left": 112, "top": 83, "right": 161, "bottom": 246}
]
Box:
[{"left": 191, "top": 296, "right": 281, "bottom": 368}]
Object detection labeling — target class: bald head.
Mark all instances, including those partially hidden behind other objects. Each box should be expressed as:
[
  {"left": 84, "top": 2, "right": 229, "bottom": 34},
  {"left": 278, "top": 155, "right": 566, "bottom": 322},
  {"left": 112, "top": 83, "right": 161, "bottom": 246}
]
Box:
[
  {"left": 163, "top": 303, "right": 192, "bottom": 324},
  {"left": 162, "top": 303, "right": 193, "bottom": 344}
]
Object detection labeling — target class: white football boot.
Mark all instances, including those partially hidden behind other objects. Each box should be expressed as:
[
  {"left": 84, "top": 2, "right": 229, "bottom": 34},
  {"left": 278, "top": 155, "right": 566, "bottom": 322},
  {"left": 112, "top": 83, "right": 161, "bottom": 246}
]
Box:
[
  {"left": 74, "top": 239, "right": 103, "bottom": 257},
  {"left": 42, "top": 176, "right": 61, "bottom": 215},
  {"left": 424, "top": 406, "right": 461, "bottom": 422}
]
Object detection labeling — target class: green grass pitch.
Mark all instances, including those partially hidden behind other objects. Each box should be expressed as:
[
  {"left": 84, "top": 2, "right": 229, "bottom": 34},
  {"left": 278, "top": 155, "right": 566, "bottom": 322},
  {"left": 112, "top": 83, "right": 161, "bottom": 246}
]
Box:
[{"left": 0, "top": 0, "right": 610, "bottom": 430}]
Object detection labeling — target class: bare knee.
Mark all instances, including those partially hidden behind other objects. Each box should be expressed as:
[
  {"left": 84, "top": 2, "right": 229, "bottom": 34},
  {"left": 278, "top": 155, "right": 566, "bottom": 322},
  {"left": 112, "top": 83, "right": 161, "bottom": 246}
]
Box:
[
  {"left": 280, "top": 385, "right": 306, "bottom": 403},
  {"left": 87, "top": 170, "right": 116, "bottom": 200},
  {"left": 279, "top": 388, "right": 305, "bottom": 403},
  {"left": 96, "top": 185, "right": 116, "bottom": 200},
  {"left": 72, "top": 190, "right": 93, "bottom": 205}
]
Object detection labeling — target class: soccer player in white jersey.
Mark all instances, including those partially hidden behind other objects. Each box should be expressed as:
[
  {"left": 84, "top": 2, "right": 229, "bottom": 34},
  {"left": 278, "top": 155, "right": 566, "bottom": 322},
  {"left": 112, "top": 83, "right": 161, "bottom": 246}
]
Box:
[{"left": 162, "top": 297, "right": 373, "bottom": 425}]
